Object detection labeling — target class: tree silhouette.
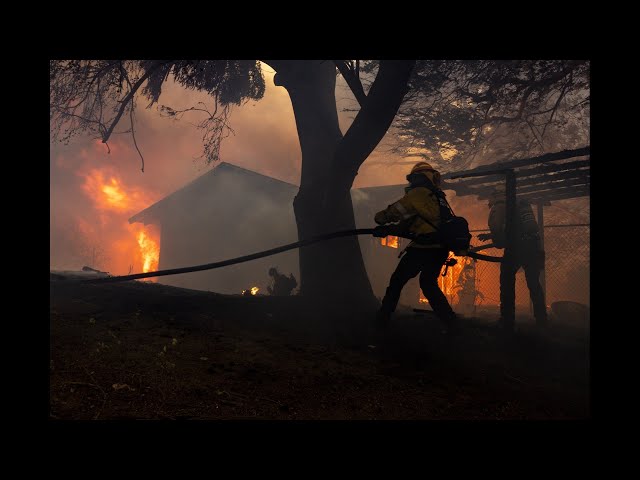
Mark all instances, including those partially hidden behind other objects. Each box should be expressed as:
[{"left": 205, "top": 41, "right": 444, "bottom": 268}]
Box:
[
  {"left": 385, "top": 60, "right": 589, "bottom": 171},
  {"left": 51, "top": 59, "right": 415, "bottom": 312}
]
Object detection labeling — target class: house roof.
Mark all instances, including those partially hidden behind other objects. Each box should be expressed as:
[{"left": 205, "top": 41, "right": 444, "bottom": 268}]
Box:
[
  {"left": 129, "top": 162, "right": 408, "bottom": 226},
  {"left": 128, "top": 162, "right": 299, "bottom": 225}
]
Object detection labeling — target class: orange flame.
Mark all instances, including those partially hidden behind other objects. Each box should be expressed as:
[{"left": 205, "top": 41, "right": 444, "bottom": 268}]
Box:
[
  {"left": 418, "top": 254, "right": 469, "bottom": 305},
  {"left": 381, "top": 236, "right": 399, "bottom": 249},
  {"left": 242, "top": 286, "right": 260, "bottom": 296},
  {"left": 79, "top": 168, "right": 160, "bottom": 278},
  {"left": 101, "top": 179, "right": 128, "bottom": 210},
  {"left": 137, "top": 230, "right": 160, "bottom": 273}
]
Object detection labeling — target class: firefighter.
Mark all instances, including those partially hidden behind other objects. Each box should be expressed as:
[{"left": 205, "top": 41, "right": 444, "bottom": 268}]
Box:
[
  {"left": 267, "top": 267, "right": 298, "bottom": 296},
  {"left": 374, "top": 162, "right": 460, "bottom": 335},
  {"left": 478, "top": 185, "right": 548, "bottom": 330}
]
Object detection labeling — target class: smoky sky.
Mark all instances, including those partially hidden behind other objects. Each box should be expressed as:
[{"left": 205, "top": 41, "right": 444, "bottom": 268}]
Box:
[
  {"left": 50, "top": 63, "right": 589, "bottom": 275},
  {"left": 50, "top": 65, "right": 417, "bottom": 273}
]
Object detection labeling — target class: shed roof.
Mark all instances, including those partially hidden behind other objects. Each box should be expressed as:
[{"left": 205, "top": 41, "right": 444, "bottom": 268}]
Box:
[{"left": 441, "top": 146, "right": 590, "bottom": 204}]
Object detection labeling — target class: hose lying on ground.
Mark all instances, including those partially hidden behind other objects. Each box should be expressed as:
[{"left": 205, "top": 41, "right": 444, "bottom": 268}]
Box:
[{"left": 80, "top": 228, "right": 502, "bottom": 285}]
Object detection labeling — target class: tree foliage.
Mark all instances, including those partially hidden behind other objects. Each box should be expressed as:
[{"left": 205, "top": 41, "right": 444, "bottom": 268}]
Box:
[
  {"left": 51, "top": 59, "right": 589, "bottom": 176},
  {"left": 50, "top": 60, "right": 265, "bottom": 170},
  {"left": 360, "top": 60, "right": 590, "bottom": 170}
]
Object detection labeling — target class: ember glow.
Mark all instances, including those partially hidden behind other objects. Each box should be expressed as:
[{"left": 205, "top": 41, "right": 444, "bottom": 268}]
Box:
[{"left": 242, "top": 287, "right": 260, "bottom": 295}]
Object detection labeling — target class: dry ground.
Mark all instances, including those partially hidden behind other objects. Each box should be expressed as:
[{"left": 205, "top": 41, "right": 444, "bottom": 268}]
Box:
[{"left": 49, "top": 275, "right": 589, "bottom": 420}]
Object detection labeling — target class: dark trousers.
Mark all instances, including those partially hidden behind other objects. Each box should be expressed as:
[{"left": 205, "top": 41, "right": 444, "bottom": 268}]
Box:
[
  {"left": 380, "top": 247, "right": 454, "bottom": 321},
  {"left": 500, "top": 242, "right": 547, "bottom": 323}
]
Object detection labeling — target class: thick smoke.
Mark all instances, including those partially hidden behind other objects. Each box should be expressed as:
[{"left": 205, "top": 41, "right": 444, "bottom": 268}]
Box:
[
  {"left": 50, "top": 65, "right": 411, "bottom": 275},
  {"left": 50, "top": 67, "right": 297, "bottom": 274}
]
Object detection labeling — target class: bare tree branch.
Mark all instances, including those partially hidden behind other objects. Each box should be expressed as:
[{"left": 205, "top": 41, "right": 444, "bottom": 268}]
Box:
[
  {"left": 334, "top": 60, "right": 367, "bottom": 107},
  {"left": 329, "top": 60, "right": 416, "bottom": 193},
  {"left": 101, "top": 61, "right": 166, "bottom": 144},
  {"left": 51, "top": 60, "right": 265, "bottom": 169},
  {"left": 129, "top": 101, "right": 144, "bottom": 172}
]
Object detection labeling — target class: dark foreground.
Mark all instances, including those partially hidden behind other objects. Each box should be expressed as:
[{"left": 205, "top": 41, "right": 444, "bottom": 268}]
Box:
[{"left": 50, "top": 276, "right": 589, "bottom": 420}]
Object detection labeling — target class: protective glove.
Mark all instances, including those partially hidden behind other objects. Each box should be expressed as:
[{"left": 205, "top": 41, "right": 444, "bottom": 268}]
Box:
[
  {"left": 477, "top": 233, "right": 492, "bottom": 242},
  {"left": 374, "top": 211, "right": 388, "bottom": 225}
]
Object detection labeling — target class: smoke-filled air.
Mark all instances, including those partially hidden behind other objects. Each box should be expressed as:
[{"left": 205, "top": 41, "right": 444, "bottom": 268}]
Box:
[{"left": 50, "top": 60, "right": 590, "bottom": 421}]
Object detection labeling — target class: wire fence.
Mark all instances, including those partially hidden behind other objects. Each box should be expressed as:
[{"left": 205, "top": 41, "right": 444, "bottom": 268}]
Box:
[{"left": 419, "top": 200, "right": 590, "bottom": 319}]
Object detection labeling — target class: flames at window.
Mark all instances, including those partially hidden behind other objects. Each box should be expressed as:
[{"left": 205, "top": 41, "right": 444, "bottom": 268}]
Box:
[
  {"left": 381, "top": 236, "right": 399, "bottom": 249},
  {"left": 136, "top": 230, "right": 160, "bottom": 273}
]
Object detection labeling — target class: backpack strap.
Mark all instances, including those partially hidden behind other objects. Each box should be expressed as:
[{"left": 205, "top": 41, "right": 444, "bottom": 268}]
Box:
[
  {"left": 435, "top": 189, "right": 456, "bottom": 217},
  {"left": 418, "top": 179, "right": 457, "bottom": 215},
  {"left": 412, "top": 186, "right": 454, "bottom": 232}
]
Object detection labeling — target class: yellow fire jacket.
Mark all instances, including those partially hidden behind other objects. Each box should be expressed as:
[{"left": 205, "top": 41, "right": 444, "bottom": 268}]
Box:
[{"left": 374, "top": 186, "right": 443, "bottom": 249}]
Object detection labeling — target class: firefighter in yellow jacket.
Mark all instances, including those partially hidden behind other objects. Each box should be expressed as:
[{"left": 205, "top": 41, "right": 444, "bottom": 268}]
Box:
[{"left": 374, "top": 162, "right": 460, "bottom": 335}]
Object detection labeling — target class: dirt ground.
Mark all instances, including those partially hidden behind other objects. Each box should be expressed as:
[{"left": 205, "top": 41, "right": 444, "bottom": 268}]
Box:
[{"left": 49, "top": 275, "right": 590, "bottom": 420}]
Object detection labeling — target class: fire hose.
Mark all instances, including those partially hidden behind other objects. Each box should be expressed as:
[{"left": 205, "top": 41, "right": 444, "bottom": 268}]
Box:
[{"left": 81, "top": 227, "right": 502, "bottom": 285}]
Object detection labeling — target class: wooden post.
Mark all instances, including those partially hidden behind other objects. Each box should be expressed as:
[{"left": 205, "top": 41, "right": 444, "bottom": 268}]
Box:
[
  {"left": 537, "top": 201, "right": 547, "bottom": 309},
  {"left": 503, "top": 170, "right": 517, "bottom": 323}
]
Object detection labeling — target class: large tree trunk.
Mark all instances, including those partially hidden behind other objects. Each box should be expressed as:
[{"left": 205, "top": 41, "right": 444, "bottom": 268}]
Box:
[
  {"left": 273, "top": 61, "right": 378, "bottom": 312},
  {"left": 267, "top": 60, "right": 416, "bottom": 318}
]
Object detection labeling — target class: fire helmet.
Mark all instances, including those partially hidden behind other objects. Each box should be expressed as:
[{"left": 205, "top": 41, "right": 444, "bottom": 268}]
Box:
[
  {"left": 409, "top": 162, "right": 436, "bottom": 176},
  {"left": 407, "top": 161, "right": 441, "bottom": 187}
]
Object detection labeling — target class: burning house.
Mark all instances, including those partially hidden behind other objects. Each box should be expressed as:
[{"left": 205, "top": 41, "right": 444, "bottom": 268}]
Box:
[
  {"left": 129, "top": 162, "right": 425, "bottom": 307},
  {"left": 129, "top": 147, "right": 590, "bottom": 315}
]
